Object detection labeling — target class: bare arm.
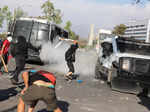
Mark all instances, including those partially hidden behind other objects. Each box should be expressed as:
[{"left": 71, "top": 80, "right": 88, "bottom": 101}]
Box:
[
  {"left": 22, "top": 72, "right": 29, "bottom": 88},
  {"left": 59, "top": 37, "right": 74, "bottom": 42},
  {"left": 21, "top": 72, "right": 29, "bottom": 94}
]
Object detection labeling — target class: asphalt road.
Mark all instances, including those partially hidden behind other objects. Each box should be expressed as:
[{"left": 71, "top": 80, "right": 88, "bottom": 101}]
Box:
[{"left": 0, "top": 63, "right": 150, "bottom": 112}]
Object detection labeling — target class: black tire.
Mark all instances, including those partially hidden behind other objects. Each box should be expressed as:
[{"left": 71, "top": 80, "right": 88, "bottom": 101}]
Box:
[
  {"left": 110, "top": 67, "right": 118, "bottom": 88},
  {"left": 95, "top": 58, "right": 102, "bottom": 79}
]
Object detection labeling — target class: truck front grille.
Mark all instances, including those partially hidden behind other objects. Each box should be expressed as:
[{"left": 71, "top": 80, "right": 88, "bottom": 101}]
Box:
[{"left": 133, "top": 59, "right": 150, "bottom": 75}]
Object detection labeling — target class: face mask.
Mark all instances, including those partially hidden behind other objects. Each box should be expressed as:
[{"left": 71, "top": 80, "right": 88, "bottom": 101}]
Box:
[{"left": 7, "top": 36, "right": 12, "bottom": 42}]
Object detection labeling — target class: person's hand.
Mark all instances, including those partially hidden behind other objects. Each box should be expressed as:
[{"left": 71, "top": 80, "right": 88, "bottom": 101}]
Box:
[
  {"left": 59, "top": 37, "right": 64, "bottom": 41},
  {"left": 73, "top": 40, "right": 78, "bottom": 44},
  {"left": 21, "top": 87, "right": 28, "bottom": 95}
]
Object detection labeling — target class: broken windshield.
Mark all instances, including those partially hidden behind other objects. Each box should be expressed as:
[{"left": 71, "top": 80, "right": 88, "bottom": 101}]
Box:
[{"left": 116, "top": 37, "right": 150, "bottom": 56}]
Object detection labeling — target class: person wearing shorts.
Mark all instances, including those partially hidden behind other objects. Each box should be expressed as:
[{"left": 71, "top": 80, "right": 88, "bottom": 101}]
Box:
[{"left": 17, "top": 70, "right": 62, "bottom": 112}]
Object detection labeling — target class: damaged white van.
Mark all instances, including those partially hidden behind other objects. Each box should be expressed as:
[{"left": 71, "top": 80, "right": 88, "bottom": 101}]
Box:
[
  {"left": 8, "top": 17, "right": 68, "bottom": 62},
  {"left": 95, "top": 36, "right": 150, "bottom": 94}
]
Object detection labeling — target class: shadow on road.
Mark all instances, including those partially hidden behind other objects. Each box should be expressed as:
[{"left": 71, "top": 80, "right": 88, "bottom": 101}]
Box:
[
  {"left": 26, "top": 60, "right": 44, "bottom": 65},
  {"left": 1, "top": 105, "right": 17, "bottom": 112},
  {"left": 38, "top": 100, "right": 70, "bottom": 112},
  {"left": 0, "top": 87, "right": 18, "bottom": 102},
  {"left": 138, "top": 96, "right": 150, "bottom": 111}
]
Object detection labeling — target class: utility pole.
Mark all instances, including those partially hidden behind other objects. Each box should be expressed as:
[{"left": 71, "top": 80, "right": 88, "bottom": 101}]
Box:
[
  {"left": 88, "top": 24, "right": 94, "bottom": 46},
  {"left": 146, "top": 19, "right": 150, "bottom": 43}
]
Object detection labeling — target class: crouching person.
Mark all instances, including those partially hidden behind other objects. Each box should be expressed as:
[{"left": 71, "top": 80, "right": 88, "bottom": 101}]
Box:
[{"left": 17, "top": 70, "right": 62, "bottom": 112}]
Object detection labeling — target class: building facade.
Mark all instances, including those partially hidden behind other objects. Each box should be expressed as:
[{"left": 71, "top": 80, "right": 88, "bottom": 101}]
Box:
[{"left": 123, "top": 19, "right": 150, "bottom": 42}]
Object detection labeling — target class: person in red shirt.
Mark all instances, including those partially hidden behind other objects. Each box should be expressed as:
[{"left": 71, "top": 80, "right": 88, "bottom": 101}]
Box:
[{"left": 0, "top": 34, "right": 12, "bottom": 70}]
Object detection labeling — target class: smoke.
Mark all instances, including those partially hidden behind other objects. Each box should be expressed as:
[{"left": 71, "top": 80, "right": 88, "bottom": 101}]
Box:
[
  {"left": 75, "top": 49, "right": 98, "bottom": 76},
  {"left": 39, "top": 41, "right": 98, "bottom": 76}
]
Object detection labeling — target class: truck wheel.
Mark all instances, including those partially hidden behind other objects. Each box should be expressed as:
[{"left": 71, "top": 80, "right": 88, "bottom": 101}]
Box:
[
  {"left": 110, "top": 67, "right": 117, "bottom": 87},
  {"left": 95, "top": 58, "right": 102, "bottom": 79}
]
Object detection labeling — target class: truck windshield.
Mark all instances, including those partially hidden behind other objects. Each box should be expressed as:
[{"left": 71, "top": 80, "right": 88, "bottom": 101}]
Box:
[{"left": 116, "top": 37, "right": 150, "bottom": 55}]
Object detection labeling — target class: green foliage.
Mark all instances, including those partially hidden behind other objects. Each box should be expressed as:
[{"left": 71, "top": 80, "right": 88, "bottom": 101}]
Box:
[
  {"left": 0, "top": 11, "right": 4, "bottom": 28},
  {"left": 64, "top": 21, "right": 79, "bottom": 40},
  {"left": 0, "top": 33, "right": 7, "bottom": 39},
  {"left": 53, "top": 9, "right": 62, "bottom": 24},
  {"left": 112, "top": 24, "right": 126, "bottom": 36},
  {"left": 70, "top": 31, "right": 77, "bottom": 40},
  {"left": 0, "top": 6, "right": 27, "bottom": 29},
  {"left": 14, "top": 7, "right": 27, "bottom": 19},
  {"left": 133, "top": 0, "right": 150, "bottom": 4},
  {"left": 64, "top": 21, "right": 72, "bottom": 32},
  {"left": 41, "top": 0, "right": 78, "bottom": 39},
  {"left": 0, "top": 6, "right": 12, "bottom": 28},
  {"left": 41, "top": 0, "right": 62, "bottom": 24}
]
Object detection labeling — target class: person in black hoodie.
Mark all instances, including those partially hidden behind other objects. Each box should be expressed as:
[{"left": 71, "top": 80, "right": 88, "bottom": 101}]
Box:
[
  {"left": 10, "top": 36, "right": 39, "bottom": 84},
  {"left": 64, "top": 40, "right": 79, "bottom": 81},
  {"left": 10, "top": 36, "right": 28, "bottom": 84},
  {"left": 11, "top": 36, "right": 40, "bottom": 84}
]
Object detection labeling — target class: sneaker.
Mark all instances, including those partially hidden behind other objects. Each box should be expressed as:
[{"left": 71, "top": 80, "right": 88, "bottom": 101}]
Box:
[
  {"left": 6, "top": 73, "right": 14, "bottom": 78},
  {"left": 64, "top": 75, "right": 72, "bottom": 83},
  {"left": 67, "top": 79, "right": 72, "bottom": 83},
  {"left": 10, "top": 78, "right": 18, "bottom": 85},
  {"left": 67, "top": 75, "right": 73, "bottom": 80},
  {"left": 137, "top": 93, "right": 148, "bottom": 98},
  {"left": 64, "top": 75, "right": 72, "bottom": 80}
]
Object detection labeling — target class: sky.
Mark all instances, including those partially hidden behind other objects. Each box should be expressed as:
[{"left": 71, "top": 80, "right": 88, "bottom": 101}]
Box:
[{"left": 0, "top": 0, "right": 150, "bottom": 38}]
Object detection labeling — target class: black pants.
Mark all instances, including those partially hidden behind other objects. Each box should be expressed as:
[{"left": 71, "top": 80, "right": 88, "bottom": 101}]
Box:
[
  {"left": 0, "top": 53, "right": 8, "bottom": 70},
  {"left": 142, "top": 88, "right": 149, "bottom": 96},
  {"left": 12, "top": 55, "right": 26, "bottom": 81},
  {"left": 67, "top": 61, "right": 74, "bottom": 73}
]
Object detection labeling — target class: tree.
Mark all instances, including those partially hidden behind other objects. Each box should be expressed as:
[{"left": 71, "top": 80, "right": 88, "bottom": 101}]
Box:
[
  {"left": 41, "top": 0, "right": 62, "bottom": 24},
  {"left": 13, "top": 7, "right": 27, "bottom": 19},
  {"left": 0, "top": 6, "right": 12, "bottom": 28},
  {"left": 70, "top": 31, "right": 79, "bottom": 40},
  {"left": 0, "top": 6, "right": 27, "bottom": 29},
  {"left": 64, "top": 21, "right": 72, "bottom": 33},
  {"left": 64, "top": 21, "right": 79, "bottom": 40},
  {"left": 112, "top": 24, "right": 126, "bottom": 36},
  {"left": 0, "top": 9, "right": 4, "bottom": 28},
  {"left": 133, "top": 0, "right": 150, "bottom": 4},
  {"left": 53, "top": 9, "right": 62, "bottom": 24}
]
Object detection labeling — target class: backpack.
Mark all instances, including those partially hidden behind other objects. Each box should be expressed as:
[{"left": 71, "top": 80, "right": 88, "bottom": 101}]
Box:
[{"left": 38, "top": 70, "right": 56, "bottom": 85}]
